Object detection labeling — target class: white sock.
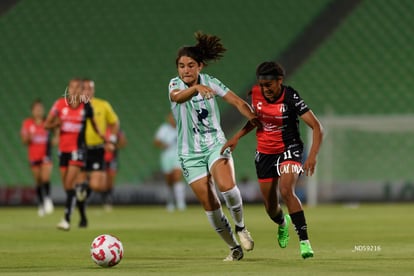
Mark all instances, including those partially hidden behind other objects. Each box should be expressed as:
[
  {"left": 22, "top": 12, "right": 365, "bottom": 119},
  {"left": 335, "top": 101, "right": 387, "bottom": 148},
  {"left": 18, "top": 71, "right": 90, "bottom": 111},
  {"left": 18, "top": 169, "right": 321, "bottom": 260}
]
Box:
[
  {"left": 221, "top": 186, "right": 244, "bottom": 229},
  {"left": 205, "top": 208, "right": 239, "bottom": 248},
  {"left": 166, "top": 186, "right": 175, "bottom": 210},
  {"left": 173, "top": 181, "right": 186, "bottom": 210}
]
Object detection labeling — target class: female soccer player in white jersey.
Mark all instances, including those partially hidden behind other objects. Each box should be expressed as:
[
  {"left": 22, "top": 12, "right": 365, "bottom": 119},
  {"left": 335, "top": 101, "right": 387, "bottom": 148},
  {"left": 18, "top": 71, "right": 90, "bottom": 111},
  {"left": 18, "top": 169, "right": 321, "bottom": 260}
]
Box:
[
  {"left": 154, "top": 112, "right": 187, "bottom": 211},
  {"left": 169, "top": 32, "right": 261, "bottom": 261}
]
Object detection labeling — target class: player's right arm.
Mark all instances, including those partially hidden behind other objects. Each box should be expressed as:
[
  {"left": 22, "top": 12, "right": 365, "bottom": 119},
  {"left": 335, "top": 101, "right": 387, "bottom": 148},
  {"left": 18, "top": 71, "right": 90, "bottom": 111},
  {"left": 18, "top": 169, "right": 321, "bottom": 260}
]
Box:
[
  {"left": 20, "top": 120, "right": 31, "bottom": 145},
  {"left": 44, "top": 100, "right": 61, "bottom": 130},
  {"left": 44, "top": 110, "right": 61, "bottom": 130},
  {"left": 170, "top": 85, "right": 215, "bottom": 103}
]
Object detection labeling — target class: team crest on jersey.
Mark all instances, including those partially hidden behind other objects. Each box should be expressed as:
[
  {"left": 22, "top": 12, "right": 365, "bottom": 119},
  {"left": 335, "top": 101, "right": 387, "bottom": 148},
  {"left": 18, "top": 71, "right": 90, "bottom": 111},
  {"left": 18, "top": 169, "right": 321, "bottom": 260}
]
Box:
[
  {"left": 195, "top": 108, "right": 209, "bottom": 126},
  {"left": 62, "top": 107, "right": 69, "bottom": 116},
  {"left": 279, "top": 104, "right": 288, "bottom": 113}
]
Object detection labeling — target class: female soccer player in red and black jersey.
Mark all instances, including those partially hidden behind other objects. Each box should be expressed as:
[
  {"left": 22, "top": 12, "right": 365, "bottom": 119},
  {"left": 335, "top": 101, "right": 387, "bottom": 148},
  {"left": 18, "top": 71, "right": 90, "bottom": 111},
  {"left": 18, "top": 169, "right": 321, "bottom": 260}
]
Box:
[
  {"left": 222, "top": 61, "right": 323, "bottom": 259},
  {"left": 21, "top": 99, "right": 55, "bottom": 217},
  {"left": 45, "top": 78, "right": 104, "bottom": 231}
]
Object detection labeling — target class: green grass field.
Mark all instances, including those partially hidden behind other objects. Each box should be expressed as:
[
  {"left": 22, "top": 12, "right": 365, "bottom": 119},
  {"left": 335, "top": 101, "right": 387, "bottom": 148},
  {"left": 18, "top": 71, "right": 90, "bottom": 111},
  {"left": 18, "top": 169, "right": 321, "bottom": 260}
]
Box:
[{"left": 0, "top": 203, "right": 412, "bottom": 275}]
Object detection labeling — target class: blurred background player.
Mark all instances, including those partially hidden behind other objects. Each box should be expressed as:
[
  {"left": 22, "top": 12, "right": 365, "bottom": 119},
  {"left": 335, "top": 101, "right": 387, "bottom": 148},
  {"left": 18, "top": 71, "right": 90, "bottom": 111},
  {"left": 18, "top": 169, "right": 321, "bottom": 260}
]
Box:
[
  {"left": 222, "top": 61, "right": 323, "bottom": 259},
  {"left": 103, "top": 127, "right": 127, "bottom": 211},
  {"left": 45, "top": 78, "right": 104, "bottom": 230},
  {"left": 169, "top": 32, "right": 261, "bottom": 261},
  {"left": 76, "top": 79, "right": 119, "bottom": 209},
  {"left": 154, "top": 112, "right": 186, "bottom": 212},
  {"left": 20, "top": 99, "right": 55, "bottom": 216}
]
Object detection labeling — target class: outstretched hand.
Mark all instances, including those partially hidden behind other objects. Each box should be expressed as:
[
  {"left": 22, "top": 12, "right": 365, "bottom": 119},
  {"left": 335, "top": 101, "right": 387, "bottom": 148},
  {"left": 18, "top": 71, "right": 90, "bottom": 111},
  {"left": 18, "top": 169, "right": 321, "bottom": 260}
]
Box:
[{"left": 220, "top": 136, "right": 239, "bottom": 155}]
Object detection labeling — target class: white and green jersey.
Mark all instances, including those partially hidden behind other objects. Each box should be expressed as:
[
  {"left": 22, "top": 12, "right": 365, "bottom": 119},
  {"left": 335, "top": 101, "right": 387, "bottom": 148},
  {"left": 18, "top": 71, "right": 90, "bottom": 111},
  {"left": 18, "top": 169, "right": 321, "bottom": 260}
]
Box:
[{"left": 168, "top": 73, "right": 229, "bottom": 155}]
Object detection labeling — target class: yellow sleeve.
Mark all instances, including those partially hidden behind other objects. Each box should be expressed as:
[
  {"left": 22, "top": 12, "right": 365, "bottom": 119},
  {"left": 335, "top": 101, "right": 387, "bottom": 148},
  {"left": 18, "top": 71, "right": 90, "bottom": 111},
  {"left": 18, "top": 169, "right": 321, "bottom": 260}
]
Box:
[{"left": 104, "top": 101, "right": 119, "bottom": 125}]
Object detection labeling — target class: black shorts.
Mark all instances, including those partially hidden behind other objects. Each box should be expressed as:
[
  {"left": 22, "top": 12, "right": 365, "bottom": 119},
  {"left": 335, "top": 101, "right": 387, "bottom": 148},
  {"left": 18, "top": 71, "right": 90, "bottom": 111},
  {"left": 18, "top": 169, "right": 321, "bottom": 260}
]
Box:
[
  {"left": 255, "top": 144, "right": 304, "bottom": 182},
  {"left": 59, "top": 150, "right": 86, "bottom": 168},
  {"left": 84, "top": 146, "right": 105, "bottom": 172}
]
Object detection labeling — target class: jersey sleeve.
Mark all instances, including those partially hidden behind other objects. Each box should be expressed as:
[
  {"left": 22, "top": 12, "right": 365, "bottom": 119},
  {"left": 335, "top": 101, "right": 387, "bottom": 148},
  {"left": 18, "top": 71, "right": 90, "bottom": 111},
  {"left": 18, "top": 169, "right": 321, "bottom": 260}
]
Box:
[
  {"left": 104, "top": 101, "right": 119, "bottom": 125},
  {"left": 20, "top": 119, "right": 30, "bottom": 136},
  {"left": 288, "top": 87, "right": 309, "bottom": 116},
  {"left": 154, "top": 124, "right": 166, "bottom": 142},
  {"left": 168, "top": 77, "right": 182, "bottom": 93},
  {"left": 49, "top": 99, "right": 61, "bottom": 117},
  {"left": 207, "top": 75, "right": 229, "bottom": 97}
]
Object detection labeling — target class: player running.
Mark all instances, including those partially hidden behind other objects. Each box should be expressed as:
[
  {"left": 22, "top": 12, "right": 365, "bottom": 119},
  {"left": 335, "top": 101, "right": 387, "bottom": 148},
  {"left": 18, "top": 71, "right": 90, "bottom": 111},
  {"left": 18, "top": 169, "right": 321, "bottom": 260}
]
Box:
[
  {"left": 45, "top": 78, "right": 104, "bottom": 231},
  {"left": 154, "top": 112, "right": 187, "bottom": 212},
  {"left": 75, "top": 79, "right": 119, "bottom": 212},
  {"left": 222, "top": 61, "right": 323, "bottom": 259},
  {"left": 169, "top": 32, "right": 261, "bottom": 261},
  {"left": 20, "top": 99, "right": 55, "bottom": 216}
]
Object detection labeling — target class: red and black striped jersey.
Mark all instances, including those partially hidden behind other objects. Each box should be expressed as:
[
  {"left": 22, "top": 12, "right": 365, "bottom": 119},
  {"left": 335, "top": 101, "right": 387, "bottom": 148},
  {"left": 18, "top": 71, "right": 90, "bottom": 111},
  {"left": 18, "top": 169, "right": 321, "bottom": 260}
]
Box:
[
  {"left": 250, "top": 84, "right": 309, "bottom": 154},
  {"left": 49, "top": 98, "right": 93, "bottom": 152}
]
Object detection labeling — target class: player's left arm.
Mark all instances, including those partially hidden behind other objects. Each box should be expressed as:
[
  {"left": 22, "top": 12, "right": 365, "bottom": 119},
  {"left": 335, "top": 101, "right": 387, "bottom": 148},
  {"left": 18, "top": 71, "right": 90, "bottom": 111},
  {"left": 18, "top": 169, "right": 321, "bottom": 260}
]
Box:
[
  {"left": 300, "top": 110, "right": 324, "bottom": 176},
  {"left": 222, "top": 91, "right": 262, "bottom": 128},
  {"left": 105, "top": 101, "right": 120, "bottom": 149}
]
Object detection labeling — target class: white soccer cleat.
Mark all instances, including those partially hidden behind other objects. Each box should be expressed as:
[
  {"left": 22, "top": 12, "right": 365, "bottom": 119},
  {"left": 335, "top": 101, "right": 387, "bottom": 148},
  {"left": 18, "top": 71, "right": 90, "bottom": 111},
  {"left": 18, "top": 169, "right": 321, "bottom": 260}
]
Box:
[
  {"left": 44, "top": 197, "right": 54, "bottom": 214},
  {"left": 56, "top": 219, "right": 70, "bottom": 231},
  {"left": 237, "top": 228, "right": 254, "bottom": 251},
  {"left": 223, "top": 245, "right": 244, "bottom": 261}
]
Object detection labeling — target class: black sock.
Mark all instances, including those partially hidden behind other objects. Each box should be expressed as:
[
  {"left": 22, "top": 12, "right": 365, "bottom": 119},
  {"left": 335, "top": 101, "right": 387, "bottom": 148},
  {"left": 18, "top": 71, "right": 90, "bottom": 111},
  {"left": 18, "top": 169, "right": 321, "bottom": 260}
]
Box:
[
  {"left": 290, "top": 210, "right": 309, "bottom": 241},
  {"left": 36, "top": 186, "right": 44, "bottom": 204},
  {"left": 270, "top": 209, "right": 285, "bottom": 225},
  {"left": 76, "top": 199, "right": 87, "bottom": 221},
  {"left": 42, "top": 181, "right": 51, "bottom": 197},
  {"left": 64, "top": 189, "right": 76, "bottom": 222}
]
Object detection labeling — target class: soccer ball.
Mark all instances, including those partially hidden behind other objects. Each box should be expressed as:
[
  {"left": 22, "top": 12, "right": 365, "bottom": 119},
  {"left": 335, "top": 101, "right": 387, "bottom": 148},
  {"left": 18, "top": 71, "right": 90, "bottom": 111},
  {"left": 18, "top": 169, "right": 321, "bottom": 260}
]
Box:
[{"left": 90, "top": 234, "right": 124, "bottom": 267}]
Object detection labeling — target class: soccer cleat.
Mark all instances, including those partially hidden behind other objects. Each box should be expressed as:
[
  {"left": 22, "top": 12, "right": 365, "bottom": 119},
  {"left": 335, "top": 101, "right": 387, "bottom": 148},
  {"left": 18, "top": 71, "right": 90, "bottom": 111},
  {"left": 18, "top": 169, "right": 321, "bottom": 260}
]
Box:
[
  {"left": 300, "top": 240, "right": 314, "bottom": 259},
  {"left": 57, "top": 219, "right": 70, "bottom": 231},
  {"left": 237, "top": 228, "right": 254, "bottom": 251},
  {"left": 75, "top": 184, "right": 88, "bottom": 202},
  {"left": 44, "top": 197, "right": 54, "bottom": 214},
  {"left": 223, "top": 245, "right": 244, "bottom": 261},
  {"left": 79, "top": 218, "right": 88, "bottom": 228},
  {"left": 277, "top": 214, "right": 291, "bottom": 248}
]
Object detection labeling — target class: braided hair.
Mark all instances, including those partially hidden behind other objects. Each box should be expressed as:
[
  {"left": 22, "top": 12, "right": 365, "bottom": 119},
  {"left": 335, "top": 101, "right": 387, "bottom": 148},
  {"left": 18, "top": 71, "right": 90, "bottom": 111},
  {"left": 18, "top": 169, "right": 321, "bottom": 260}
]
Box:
[{"left": 176, "top": 31, "right": 226, "bottom": 66}]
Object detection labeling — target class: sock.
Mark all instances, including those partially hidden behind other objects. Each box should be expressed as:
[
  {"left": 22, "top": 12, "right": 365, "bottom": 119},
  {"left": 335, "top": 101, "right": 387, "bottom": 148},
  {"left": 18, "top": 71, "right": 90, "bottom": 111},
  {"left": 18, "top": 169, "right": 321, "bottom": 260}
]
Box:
[
  {"left": 102, "top": 188, "right": 113, "bottom": 205},
  {"left": 76, "top": 199, "right": 87, "bottom": 221},
  {"left": 221, "top": 186, "right": 244, "bottom": 229},
  {"left": 42, "top": 181, "right": 51, "bottom": 197},
  {"left": 64, "top": 189, "right": 76, "bottom": 223},
  {"left": 36, "top": 186, "right": 44, "bottom": 205},
  {"left": 205, "top": 208, "right": 239, "bottom": 248},
  {"left": 270, "top": 207, "right": 285, "bottom": 226},
  {"left": 173, "top": 181, "right": 186, "bottom": 210},
  {"left": 166, "top": 185, "right": 175, "bottom": 209},
  {"left": 290, "top": 210, "right": 309, "bottom": 241}
]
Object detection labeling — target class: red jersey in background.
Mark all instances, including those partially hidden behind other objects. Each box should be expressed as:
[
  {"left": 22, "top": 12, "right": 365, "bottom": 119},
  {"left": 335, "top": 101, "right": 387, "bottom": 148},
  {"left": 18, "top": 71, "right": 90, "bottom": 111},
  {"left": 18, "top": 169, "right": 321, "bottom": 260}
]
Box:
[{"left": 21, "top": 118, "right": 51, "bottom": 164}]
